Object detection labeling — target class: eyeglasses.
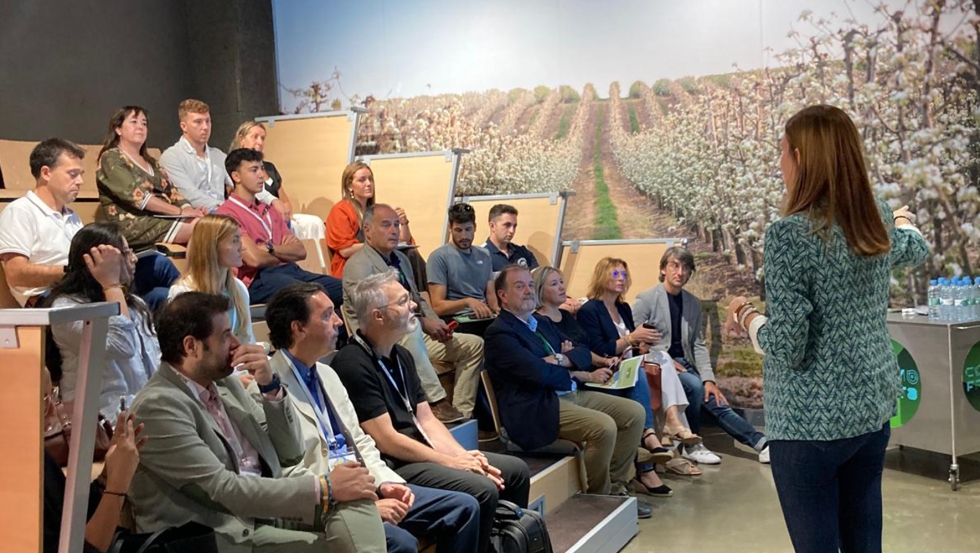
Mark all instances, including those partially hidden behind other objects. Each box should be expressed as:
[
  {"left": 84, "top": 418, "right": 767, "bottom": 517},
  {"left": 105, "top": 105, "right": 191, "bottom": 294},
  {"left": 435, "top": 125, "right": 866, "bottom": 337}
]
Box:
[
  {"left": 611, "top": 270, "right": 628, "bottom": 278},
  {"left": 449, "top": 203, "right": 474, "bottom": 214}
]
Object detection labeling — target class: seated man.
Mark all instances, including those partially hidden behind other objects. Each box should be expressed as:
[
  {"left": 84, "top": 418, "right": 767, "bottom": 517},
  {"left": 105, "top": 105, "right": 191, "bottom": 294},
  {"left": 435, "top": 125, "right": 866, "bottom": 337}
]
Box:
[
  {"left": 484, "top": 265, "right": 652, "bottom": 518},
  {"left": 0, "top": 138, "right": 179, "bottom": 310},
  {"left": 263, "top": 283, "right": 479, "bottom": 552},
  {"left": 632, "top": 246, "right": 769, "bottom": 464},
  {"left": 484, "top": 203, "right": 539, "bottom": 272},
  {"left": 343, "top": 203, "right": 483, "bottom": 423},
  {"left": 130, "top": 292, "right": 386, "bottom": 552},
  {"left": 216, "top": 148, "right": 343, "bottom": 307},
  {"left": 427, "top": 202, "right": 497, "bottom": 337},
  {"left": 333, "top": 270, "right": 530, "bottom": 553}
]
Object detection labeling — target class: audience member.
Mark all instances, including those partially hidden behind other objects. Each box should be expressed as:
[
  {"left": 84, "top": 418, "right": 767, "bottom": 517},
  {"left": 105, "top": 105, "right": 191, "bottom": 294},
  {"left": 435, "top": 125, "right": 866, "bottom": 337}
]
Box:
[
  {"left": 427, "top": 203, "right": 497, "bottom": 336},
  {"left": 215, "top": 148, "right": 343, "bottom": 307},
  {"left": 263, "top": 283, "right": 480, "bottom": 553},
  {"left": 333, "top": 270, "right": 530, "bottom": 553},
  {"left": 326, "top": 161, "right": 417, "bottom": 278},
  {"left": 343, "top": 204, "right": 481, "bottom": 423},
  {"left": 168, "top": 214, "right": 254, "bottom": 344},
  {"left": 724, "top": 105, "right": 928, "bottom": 552},
  {"left": 159, "top": 99, "right": 235, "bottom": 211},
  {"left": 0, "top": 139, "right": 179, "bottom": 310},
  {"left": 484, "top": 204, "right": 538, "bottom": 272},
  {"left": 46, "top": 223, "right": 160, "bottom": 421},
  {"left": 96, "top": 105, "right": 205, "bottom": 250},
  {"left": 43, "top": 365, "right": 148, "bottom": 553},
  {"left": 634, "top": 247, "right": 768, "bottom": 465},
  {"left": 484, "top": 266, "right": 652, "bottom": 517},
  {"left": 576, "top": 258, "right": 703, "bottom": 451},
  {"left": 534, "top": 265, "right": 687, "bottom": 483},
  {"left": 130, "top": 292, "right": 385, "bottom": 552}
]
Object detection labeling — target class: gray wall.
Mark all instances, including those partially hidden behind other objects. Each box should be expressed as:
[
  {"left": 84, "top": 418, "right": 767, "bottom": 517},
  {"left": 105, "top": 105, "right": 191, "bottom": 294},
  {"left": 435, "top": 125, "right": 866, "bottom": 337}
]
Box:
[{"left": 0, "top": 0, "right": 278, "bottom": 153}]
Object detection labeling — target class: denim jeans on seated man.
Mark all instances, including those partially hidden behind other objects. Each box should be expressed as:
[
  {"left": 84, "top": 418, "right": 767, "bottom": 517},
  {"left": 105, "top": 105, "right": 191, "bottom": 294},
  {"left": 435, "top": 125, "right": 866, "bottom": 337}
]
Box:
[
  {"left": 133, "top": 253, "right": 181, "bottom": 311},
  {"left": 675, "top": 357, "right": 767, "bottom": 451}
]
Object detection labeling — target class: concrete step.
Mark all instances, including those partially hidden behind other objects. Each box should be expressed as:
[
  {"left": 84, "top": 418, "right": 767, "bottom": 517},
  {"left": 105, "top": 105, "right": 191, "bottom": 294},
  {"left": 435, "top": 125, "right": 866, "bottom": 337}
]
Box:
[{"left": 546, "top": 494, "right": 637, "bottom": 553}]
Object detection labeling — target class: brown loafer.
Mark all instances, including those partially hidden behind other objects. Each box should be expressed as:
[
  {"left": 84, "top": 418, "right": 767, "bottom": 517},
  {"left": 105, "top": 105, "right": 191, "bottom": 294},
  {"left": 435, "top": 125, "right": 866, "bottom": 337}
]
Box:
[{"left": 430, "top": 400, "right": 466, "bottom": 424}]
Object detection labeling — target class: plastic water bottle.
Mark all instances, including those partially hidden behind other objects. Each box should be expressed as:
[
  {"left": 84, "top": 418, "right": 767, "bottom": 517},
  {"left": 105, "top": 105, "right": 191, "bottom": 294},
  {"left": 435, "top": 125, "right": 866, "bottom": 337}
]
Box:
[
  {"left": 955, "top": 278, "right": 968, "bottom": 321},
  {"left": 928, "top": 279, "right": 941, "bottom": 321},
  {"left": 966, "top": 277, "right": 976, "bottom": 322},
  {"left": 939, "top": 278, "right": 953, "bottom": 321},
  {"left": 975, "top": 277, "right": 980, "bottom": 319}
]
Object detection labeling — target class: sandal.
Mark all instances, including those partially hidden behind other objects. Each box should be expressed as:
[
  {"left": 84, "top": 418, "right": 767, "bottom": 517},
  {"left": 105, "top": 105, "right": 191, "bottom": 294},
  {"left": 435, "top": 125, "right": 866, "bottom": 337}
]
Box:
[
  {"left": 664, "top": 424, "right": 702, "bottom": 446},
  {"left": 641, "top": 430, "right": 674, "bottom": 464},
  {"left": 665, "top": 457, "right": 702, "bottom": 476},
  {"left": 634, "top": 461, "right": 674, "bottom": 497}
]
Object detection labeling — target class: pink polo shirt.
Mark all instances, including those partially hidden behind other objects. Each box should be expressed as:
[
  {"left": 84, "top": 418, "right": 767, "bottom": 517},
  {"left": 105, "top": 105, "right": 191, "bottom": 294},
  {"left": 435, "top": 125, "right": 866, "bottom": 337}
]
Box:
[{"left": 216, "top": 193, "right": 292, "bottom": 287}]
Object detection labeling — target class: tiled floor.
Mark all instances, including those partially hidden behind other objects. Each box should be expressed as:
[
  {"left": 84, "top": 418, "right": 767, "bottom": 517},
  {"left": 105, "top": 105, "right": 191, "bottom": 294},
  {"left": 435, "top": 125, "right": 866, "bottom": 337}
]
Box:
[{"left": 622, "top": 430, "right": 980, "bottom": 553}]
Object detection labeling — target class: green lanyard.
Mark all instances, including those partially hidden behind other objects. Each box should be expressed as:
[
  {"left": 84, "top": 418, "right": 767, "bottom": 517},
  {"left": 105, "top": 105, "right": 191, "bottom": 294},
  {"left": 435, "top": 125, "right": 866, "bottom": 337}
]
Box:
[{"left": 533, "top": 329, "right": 557, "bottom": 356}]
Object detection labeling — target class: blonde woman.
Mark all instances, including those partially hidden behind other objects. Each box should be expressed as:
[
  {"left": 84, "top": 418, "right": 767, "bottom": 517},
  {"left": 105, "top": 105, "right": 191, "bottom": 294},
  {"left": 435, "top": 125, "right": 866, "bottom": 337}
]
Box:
[
  {"left": 168, "top": 214, "right": 254, "bottom": 344},
  {"left": 326, "top": 161, "right": 416, "bottom": 277},
  {"left": 231, "top": 120, "right": 324, "bottom": 243}
]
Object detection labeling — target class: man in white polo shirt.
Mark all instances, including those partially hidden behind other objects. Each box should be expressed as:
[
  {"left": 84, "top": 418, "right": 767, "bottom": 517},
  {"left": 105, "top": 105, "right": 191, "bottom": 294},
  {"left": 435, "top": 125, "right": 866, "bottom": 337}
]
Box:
[{"left": 0, "top": 138, "right": 85, "bottom": 306}]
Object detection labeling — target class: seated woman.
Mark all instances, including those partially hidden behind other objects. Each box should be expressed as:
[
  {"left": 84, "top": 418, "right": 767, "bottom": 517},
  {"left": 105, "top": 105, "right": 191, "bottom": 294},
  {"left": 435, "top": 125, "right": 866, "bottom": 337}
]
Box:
[
  {"left": 533, "top": 265, "right": 684, "bottom": 494},
  {"left": 168, "top": 214, "right": 254, "bottom": 343},
  {"left": 326, "top": 162, "right": 421, "bottom": 280},
  {"left": 96, "top": 105, "right": 206, "bottom": 250},
  {"left": 230, "top": 121, "right": 323, "bottom": 239},
  {"left": 575, "top": 258, "right": 706, "bottom": 473},
  {"left": 42, "top": 367, "right": 148, "bottom": 553},
  {"left": 47, "top": 223, "right": 160, "bottom": 422}
]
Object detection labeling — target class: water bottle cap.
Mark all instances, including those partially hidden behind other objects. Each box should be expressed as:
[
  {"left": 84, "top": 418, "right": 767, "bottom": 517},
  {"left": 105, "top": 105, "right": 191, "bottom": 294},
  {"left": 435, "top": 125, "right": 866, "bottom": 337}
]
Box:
[{"left": 930, "top": 279, "right": 938, "bottom": 285}]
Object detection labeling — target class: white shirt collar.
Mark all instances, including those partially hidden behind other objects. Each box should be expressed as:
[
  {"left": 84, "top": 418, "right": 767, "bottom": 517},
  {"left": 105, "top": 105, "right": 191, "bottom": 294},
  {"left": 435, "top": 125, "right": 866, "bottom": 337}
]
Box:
[{"left": 26, "top": 190, "right": 72, "bottom": 218}]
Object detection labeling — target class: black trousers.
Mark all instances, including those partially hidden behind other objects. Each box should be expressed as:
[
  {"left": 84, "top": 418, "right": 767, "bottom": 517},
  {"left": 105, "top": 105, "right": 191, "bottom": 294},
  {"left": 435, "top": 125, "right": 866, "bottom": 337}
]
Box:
[{"left": 395, "top": 451, "right": 530, "bottom": 553}]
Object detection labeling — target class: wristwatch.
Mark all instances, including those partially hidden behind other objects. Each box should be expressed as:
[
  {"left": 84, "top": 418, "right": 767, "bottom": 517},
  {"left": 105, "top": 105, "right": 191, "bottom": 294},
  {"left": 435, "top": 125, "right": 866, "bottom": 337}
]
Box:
[
  {"left": 554, "top": 353, "right": 565, "bottom": 366},
  {"left": 265, "top": 241, "right": 275, "bottom": 255},
  {"left": 258, "top": 374, "right": 281, "bottom": 394}
]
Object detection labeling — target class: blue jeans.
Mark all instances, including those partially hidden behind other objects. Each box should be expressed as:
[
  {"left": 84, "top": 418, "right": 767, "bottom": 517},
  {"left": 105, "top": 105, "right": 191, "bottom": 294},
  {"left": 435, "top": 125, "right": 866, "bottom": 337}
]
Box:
[
  {"left": 247, "top": 263, "right": 344, "bottom": 307},
  {"left": 133, "top": 253, "right": 181, "bottom": 311},
  {"left": 595, "top": 372, "right": 656, "bottom": 429},
  {"left": 384, "top": 484, "right": 480, "bottom": 553},
  {"left": 676, "top": 360, "right": 766, "bottom": 450},
  {"left": 769, "top": 423, "right": 890, "bottom": 553}
]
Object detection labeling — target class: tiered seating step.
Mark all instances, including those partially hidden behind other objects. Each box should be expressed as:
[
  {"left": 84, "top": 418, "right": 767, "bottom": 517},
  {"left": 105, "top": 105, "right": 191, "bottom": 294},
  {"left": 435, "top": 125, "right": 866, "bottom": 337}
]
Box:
[{"left": 546, "top": 494, "right": 637, "bottom": 553}]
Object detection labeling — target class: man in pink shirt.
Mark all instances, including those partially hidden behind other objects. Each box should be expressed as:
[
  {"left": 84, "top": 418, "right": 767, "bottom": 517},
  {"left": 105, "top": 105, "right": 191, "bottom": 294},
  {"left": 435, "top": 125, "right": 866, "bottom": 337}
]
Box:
[{"left": 216, "top": 149, "right": 343, "bottom": 308}]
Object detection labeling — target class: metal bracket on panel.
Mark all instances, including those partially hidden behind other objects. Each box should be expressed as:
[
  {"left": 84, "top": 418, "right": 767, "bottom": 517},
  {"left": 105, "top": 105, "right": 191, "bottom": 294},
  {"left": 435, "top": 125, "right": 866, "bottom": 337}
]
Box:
[
  {"left": 347, "top": 106, "right": 368, "bottom": 122},
  {"left": 0, "top": 325, "right": 18, "bottom": 349},
  {"left": 444, "top": 151, "right": 455, "bottom": 162},
  {"left": 560, "top": 190, "right": 576, "bottom": 198},
  {"left": 549, "top": 193, "right": 558, "bottom": 205},
  {"left": 570, "top": 240, "right": 581, "bottom": 254},
  {"left": 266, "top": 120, "right": 275, "bottom": 128}
]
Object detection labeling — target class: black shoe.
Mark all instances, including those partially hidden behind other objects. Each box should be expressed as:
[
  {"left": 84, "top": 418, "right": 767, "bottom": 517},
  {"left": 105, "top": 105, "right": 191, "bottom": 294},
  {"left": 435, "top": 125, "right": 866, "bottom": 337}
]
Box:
[{"left": 636, "top": 499, "right": 653, "bottom": 519}]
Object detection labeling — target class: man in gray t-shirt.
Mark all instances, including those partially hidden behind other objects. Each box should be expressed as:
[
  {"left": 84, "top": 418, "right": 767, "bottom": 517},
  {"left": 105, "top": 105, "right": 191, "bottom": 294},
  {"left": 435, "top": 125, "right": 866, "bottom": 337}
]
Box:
[{"left": 427, "top": 202, "right": 498, "bottom": 336}]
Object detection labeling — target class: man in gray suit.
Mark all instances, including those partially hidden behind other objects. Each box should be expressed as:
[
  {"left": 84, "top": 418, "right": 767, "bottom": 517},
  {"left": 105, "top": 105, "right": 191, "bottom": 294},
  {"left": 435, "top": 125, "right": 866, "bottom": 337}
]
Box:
[
  {"left": 632, "top": 247, "right": 769, "bottom": 465},
  {"left": 262, "top": 282, "right": 480, "bottom": 552},
  {"left": 342, "top": 203, "right": 483, "bottom": 422},
  {"left": 129, "top": 292, "right": 385, "bottom": 552}
]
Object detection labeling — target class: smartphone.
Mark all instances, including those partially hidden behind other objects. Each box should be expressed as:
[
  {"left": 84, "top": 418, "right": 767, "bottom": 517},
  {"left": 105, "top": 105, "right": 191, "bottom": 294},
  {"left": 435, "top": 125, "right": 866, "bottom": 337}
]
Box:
[
  {"left": 446, "top": 320, "right": 459, "bottom": 332},
  {"left": 641, "top": 322, "right": 657, "bottom": 330}
]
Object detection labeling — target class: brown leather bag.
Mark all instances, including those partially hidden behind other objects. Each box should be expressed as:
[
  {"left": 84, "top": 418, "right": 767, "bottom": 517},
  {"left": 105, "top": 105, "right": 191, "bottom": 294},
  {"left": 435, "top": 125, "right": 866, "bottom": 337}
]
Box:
[
  {"left": 44, "top": 386, "right": 114, "bottom": 467},
  {"left": 643, "top": 361, "right": 664, "bottom": 413}
]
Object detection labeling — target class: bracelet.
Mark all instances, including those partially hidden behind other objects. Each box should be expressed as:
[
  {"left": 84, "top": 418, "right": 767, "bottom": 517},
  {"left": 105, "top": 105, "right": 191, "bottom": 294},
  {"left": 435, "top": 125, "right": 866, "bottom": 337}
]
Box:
[
  {"left": 738, "top": 306, "right": 759, "bottom": 330},
  {"left": 625, "top": 333, "right": 635, "bottom": 347},
  {"left": 103, "top": 490, "right": 127, "bottom": 498},
  {"left": 737, "top": 304, "right": 757, "bottom": 327},
  {"left": 319, "top": 475, "right": 330, "bottom": 512},
  {"left": 894, "top": 216, "right": 912, "bottom": 225}
]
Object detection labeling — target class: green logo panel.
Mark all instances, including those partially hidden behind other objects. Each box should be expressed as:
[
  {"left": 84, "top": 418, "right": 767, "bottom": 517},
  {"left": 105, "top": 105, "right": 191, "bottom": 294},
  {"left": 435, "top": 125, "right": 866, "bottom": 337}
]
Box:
[
  {"left": 962, "top": 341, "right": 980, "bottom": 413},
  {"left": 890, "top": 340, "right": 921, "bottom": 428}
]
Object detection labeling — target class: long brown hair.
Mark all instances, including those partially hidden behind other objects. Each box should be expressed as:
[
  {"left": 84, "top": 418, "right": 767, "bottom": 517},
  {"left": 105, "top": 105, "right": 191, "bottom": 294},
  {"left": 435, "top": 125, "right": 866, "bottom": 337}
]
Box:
[
  {"left": 341, "top": 161, "right": 376, "bottom": 221},
  {"left": 176, "top": 215, "right": 251, "bottom": 342},
  {"left": 98, "top": 106, "right": 156, "bottom": 167},
  {"left": 782, "top": 105, "right": 889, "bottom": 256},
  {"left": 586, "top": 257, "right": 631, "bottom": 303}
]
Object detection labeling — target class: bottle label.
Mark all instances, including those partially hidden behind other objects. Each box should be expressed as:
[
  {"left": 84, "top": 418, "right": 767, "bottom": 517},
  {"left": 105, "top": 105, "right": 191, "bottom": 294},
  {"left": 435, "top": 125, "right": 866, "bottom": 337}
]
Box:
[
  {"left": 955, "top": 300, "right": 965, "bottom": 307},
  {"left": 929, "top": 298, "right": 940, "bottom": 307},
  {"left": 943, "top": 299, "right": 954, "bottom": 306}
]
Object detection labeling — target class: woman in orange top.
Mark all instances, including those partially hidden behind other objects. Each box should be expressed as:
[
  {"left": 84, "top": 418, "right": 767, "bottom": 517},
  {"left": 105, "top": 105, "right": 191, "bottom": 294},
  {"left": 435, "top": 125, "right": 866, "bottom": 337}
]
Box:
[{"left": 326, "top": 161, "right": 414, "bottom": 277}]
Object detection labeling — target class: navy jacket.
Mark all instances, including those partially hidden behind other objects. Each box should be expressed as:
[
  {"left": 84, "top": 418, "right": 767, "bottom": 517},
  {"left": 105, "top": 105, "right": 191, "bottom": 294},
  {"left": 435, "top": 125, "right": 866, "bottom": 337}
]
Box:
[
  {"left": 484, "top": 309, "right": 592, "bottom": 450},
  {"left": 577, "top": 299, "right": 636, "bottom": 357}
]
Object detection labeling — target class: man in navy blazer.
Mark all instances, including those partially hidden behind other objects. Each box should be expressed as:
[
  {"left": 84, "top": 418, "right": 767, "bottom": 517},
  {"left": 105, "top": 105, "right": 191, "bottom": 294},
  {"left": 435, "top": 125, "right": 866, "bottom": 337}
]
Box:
[{"left": 485, "top": 266, "right": 647, "bottom": 503}]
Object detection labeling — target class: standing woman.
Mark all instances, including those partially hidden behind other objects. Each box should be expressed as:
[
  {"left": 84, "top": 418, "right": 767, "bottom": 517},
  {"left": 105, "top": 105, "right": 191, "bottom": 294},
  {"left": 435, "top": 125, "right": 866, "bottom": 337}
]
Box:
[
  {"left": 168, "top": 214, "right": 255, "bottom": 344},
  {"left": 725, "top": 105, "right": 928, "bottom": 552},
  {"left": 326, "top": 162, "right": 416, "bottom": 278}
]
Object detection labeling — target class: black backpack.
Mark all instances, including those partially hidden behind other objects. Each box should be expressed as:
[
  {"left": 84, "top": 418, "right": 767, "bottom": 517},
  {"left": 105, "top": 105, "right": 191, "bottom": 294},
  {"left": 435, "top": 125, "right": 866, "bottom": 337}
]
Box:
[{"left": 491, "top": 500, "right": 554, "bottom": 553}]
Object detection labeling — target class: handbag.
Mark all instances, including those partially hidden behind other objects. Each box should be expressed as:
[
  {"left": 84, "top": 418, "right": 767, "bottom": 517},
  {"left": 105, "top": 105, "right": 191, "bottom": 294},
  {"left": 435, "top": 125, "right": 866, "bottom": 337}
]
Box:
[
  {"left": 107, "top": 522, "right": 218, "bottom": 553},
  {"left": 642, "top": 355, "right": 664, "bottom": 413},
  {"left": 43, "top": 385, "right": 114, "bottom": 467}
]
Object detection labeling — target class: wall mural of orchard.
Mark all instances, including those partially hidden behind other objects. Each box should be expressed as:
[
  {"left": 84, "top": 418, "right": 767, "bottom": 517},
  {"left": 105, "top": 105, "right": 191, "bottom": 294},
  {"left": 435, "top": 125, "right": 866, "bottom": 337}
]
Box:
[{"left": 275, "top": 0, "right": 979, "bottom": 408}]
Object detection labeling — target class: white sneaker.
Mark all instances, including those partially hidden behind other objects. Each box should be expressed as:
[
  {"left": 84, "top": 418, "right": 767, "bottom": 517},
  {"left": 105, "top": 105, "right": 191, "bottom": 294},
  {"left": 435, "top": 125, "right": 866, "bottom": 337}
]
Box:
[
  {"left": 682, "top": 443, "right": 721, "bottom": 465},
  {"left": 758, "top": 445, "right": 771, "bottom": 464}
]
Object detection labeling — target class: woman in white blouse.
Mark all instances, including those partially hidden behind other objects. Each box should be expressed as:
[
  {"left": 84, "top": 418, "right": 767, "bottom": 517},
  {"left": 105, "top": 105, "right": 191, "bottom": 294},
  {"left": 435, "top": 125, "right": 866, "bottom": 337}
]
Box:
[{"left": 48, "top": 223, "right": 160, "bottom": 422}]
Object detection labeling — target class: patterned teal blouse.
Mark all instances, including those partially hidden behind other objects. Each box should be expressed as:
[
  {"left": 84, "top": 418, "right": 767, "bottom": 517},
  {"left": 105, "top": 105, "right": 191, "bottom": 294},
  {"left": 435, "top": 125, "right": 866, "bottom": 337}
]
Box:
[{"left": 758, "top": 200, "right": 929, "bottom": 441}]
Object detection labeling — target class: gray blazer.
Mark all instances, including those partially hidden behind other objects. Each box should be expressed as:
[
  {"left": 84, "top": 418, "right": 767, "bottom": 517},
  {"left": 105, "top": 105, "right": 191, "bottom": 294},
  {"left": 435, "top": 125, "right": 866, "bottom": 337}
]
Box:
[
  {"left": 129, "top": 363, "right": 317, "bottom": 545},
  {"left": 632, "top": 283, "right": 715, "bottom": 383},
  {"left": 342, "top": 244, "right": 438, "bottom": 334},
  {"left": 265, "top": 350, "right": 405, "bottom": 485}
]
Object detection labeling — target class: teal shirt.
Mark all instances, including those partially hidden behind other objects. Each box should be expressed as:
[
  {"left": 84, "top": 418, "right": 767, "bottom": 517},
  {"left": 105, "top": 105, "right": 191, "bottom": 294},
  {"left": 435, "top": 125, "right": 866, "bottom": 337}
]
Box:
[{"left": 758, "top": 200, "right": 929, "bottom": 441}]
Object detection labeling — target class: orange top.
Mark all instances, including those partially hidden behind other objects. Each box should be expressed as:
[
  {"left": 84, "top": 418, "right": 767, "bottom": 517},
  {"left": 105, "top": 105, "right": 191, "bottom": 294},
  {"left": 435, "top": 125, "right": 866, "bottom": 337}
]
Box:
[{"left": 326, "top": 199, "right": 361, "bottom": 277}]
